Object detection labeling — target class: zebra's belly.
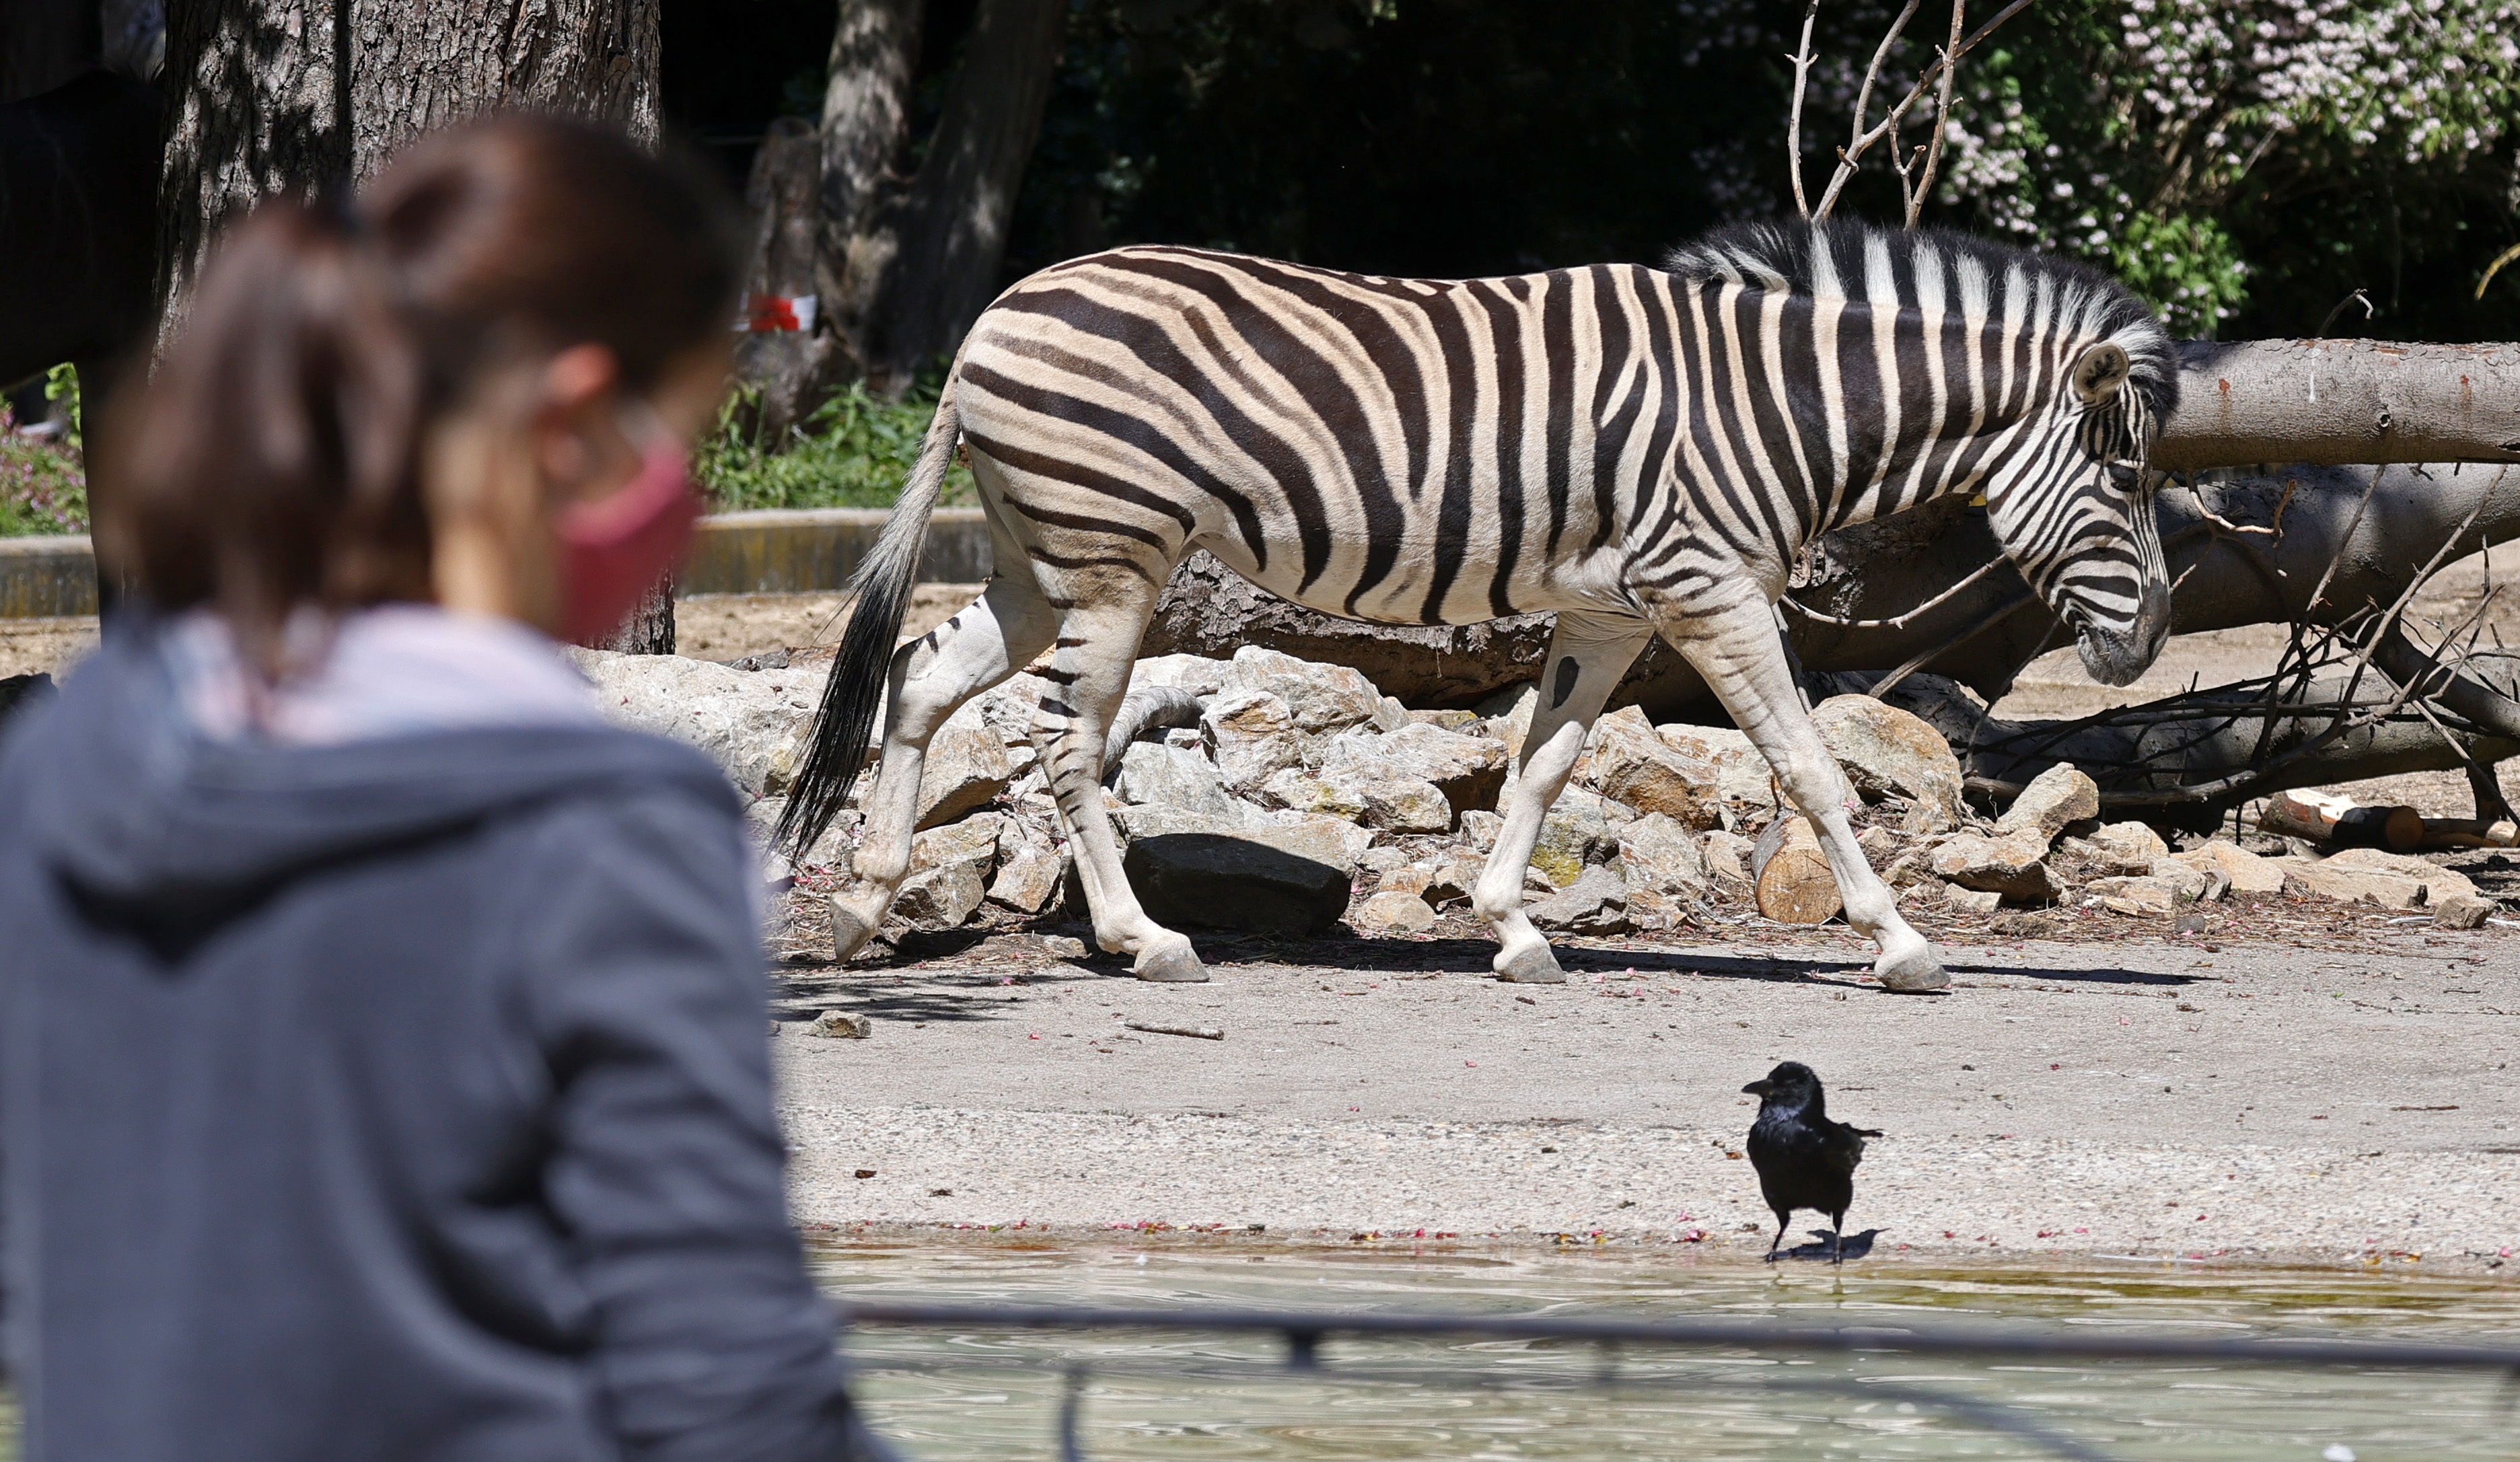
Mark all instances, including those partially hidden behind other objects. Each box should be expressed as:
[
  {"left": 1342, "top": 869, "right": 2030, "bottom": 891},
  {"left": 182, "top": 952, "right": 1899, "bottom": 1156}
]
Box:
[{"left": 1192, "top": 526, "right": 1630, "bottom": 630}]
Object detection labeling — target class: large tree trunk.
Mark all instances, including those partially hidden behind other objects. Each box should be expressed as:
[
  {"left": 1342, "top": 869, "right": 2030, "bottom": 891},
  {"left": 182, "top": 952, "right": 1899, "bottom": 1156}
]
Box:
[
  {"left": 2157, "top": 340, "right": 2520, "bottom": 470},
  {"left": 853, "top": 0, "right": 1063, "bottom": 384},
  {"left": 156, "top": 0, "right": 672, "bottom": 651}
]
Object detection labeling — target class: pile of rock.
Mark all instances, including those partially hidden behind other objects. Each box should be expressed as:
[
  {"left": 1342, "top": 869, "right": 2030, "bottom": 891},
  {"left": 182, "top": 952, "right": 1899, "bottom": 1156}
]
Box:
[{"left": 573, "top": 643, "right": 2505, "bottom": 944}]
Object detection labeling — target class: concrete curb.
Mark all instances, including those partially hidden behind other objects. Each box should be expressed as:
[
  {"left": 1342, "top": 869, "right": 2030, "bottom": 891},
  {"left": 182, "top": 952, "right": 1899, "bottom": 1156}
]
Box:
[{"left": 0, "top": 506, "right": 986, "bottom": 617}]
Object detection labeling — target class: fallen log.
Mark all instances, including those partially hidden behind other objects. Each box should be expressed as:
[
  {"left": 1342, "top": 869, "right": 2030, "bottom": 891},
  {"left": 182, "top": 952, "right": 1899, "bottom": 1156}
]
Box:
[
  {"left": 2155, "top": 340, "right": 2520, "bottom": 472},
  {"left": 1751, "top": 813, "right": 1841, "bottom": 924},
  {"left": 2255, "top": 789, "right": 2422, "bottom": 851}
]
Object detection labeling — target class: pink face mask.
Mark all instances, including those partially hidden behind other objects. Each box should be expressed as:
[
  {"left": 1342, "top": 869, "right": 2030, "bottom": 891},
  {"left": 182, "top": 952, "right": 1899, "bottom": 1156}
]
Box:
[{"left": 553, "top": 423, "right": 703, "bottom": 645}]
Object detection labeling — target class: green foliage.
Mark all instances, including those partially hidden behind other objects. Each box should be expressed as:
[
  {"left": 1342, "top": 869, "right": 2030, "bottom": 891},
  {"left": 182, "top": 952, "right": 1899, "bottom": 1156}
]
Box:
[
  {"left": 1935, "top": 0, "right": 2520, "bottom": 338},
  {"left": 43, "top": 364, "right": 81, "bottom": 449},
  {"left": 0, "top": 400, "right": 89, "bottom": 538},
  {"left": 694, "top": 382, "right": 975, "bottom": 513}
]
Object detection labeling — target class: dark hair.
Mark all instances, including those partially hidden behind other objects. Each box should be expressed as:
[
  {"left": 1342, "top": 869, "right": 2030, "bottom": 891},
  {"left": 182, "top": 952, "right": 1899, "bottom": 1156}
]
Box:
[{"left": 102, "top": 114, "right": 740, "bottom": 665}]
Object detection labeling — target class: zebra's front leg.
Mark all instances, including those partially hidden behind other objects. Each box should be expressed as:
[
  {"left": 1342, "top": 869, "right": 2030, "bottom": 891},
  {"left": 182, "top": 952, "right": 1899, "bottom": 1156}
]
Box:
[
  {"left": 1472, "top": 610, "right": 1656, "bottom": 982},
  {"left": 828, "top": 577, "right": 1057, "bottom": 960},
  {"left": 1661, "top": 601, "right": 1947, "bottom": 992}
]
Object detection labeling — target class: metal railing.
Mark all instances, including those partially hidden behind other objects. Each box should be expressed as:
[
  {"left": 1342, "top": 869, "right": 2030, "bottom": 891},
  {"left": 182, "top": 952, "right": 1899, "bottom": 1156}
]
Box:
[{"left": 836, "top": 1299, "right": 2520, "bottom": 1461}]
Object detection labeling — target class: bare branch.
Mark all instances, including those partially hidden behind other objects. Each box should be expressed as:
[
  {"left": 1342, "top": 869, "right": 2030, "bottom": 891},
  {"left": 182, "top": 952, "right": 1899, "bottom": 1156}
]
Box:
[
  {"left": 1904, "top": 0, "right": 1967, "bottom": 228},
  {"left": 1785, "top": 0, "right": 1822, "bottom": 218},
  {"left": 1813, "top": 0, "right": 2033, "bottom": 221},
  {"left": 1814, "top": 0, "right": 1920, "bottom": 221}
]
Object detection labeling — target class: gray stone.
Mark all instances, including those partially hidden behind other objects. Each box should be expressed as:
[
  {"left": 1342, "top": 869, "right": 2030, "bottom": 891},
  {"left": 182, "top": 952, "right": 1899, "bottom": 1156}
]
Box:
[
  {"left": 1530, "top": 794, "right": 1620, "bottom": 887},
  {"left": 1618, "top": 812, "right": 1710, "bottom": 930},
  {"left": 1258, "top": 811, "right": 1375, "bottom": 871},
  {"left": 1318, "top": 722, "right": 1509, "bottom": 819},
  {"left": 1114, "top": 741, "right": 1241, "bottom": 824},
  {"left": 2084, "top": 874, "right": 2186, "bottom": 916},
  {"left": 1425, "top": 853, "right": 1487, "bottom": 906},
  {"left": 809, "top": 1010, "right": 871, "bottom": 1038},
  {"left": 1218, "top": 646, "right": 1388, "bottom": 737},
  {"left": 914, "top": 723, "right": 1013, "bottom": 830},
  {"left": 1357, "top": 845, "right": 1414, "bottom": 874},
  {"left": 1472, "top": 681, "right": 1540, "bottom": 756},
  {"left": 2086, "top": 819, "right": 2171, "bottom": 871},
  {"left": 1202, "top": 690, "right": 1307, "bottom": 794},
  {"left": 1459, "top": 810, "right": 1504, "bottom": 853},
  {"left": 2165, "top": 840, "right": 2287, "bottom": 893},
  {"left": 575, "top": 648, "right": 827, "bottom": 796},
  {"left": 1988, "top": 912, "right": 2061, "bottom": 938},
  {"left": 1122, "top": 832, "right": 1355, "bottom": 935},
  {"left": 2274, "top": 861, "right": 2427, "bottom": 910},
  {"left": 986, "top": 826, "right": 1066, "bottom": 914},
  {"left": 1993, "top": 763, "right": 2100, "bottom": 844},
  {"left": 1929, "top": 832, "right": 2060, "bottom": 903},
  {"left": 1945, "top": 885, "right": 2004, "bottom": 916},
  {"left": 910, "top": 813, "right": 1005, "bottom": 880},
  {"left": 1129, "top": 653, "right": 1231, "bottom": 698},
  {"left": 1577, "top": 706, "right": 1720, "bottom": 829},
  {"left": 2435, "top": 894, "right": 2494, "bottom": 929},
  {"left": 2317, "top": 847, "right": 2481, "bottom": 904},
  {"left": 1809, "top": 694, "right": 1966, "bottom": 829},
  {"left": 887, "top": 860, "right": 987, "bottom": 929},
  {"left": 1653, "top": 723, "right": 1779, "bottom": 808},
  {"left": 1322, "top": 770, "right": 1454, "bottom": 834},
  {"left": 745, "top": 797, "right": 858, "bottom": 876},
  {"left": 1351, "top": 889, "right": 1438, "bottom": 935},
  {"left": 1701, "top": 830, "right": 1756, "bottom": 886},
  {"left": 1524, "top": 865, "right": 1633, "bottom": 935}
]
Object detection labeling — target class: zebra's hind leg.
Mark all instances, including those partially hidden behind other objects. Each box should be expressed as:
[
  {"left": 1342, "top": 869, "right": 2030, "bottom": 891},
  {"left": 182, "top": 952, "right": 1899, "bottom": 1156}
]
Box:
[
  {"left": 1655, "top": 600, "right": 1947, "bottom": 993},
  {"left": 1029, "top": 591, "right": 1207, "bottom": 982},
  {"left": 1470, "top": 610, "right": 1656, "bottom": 982},
  {"left": 826, "top": 573, "right": 1060, "bottom": 961}
]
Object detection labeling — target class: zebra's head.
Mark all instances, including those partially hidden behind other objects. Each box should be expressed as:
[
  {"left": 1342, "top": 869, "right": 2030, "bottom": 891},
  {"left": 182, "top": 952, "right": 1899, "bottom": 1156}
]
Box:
[
  {"left": 1978, "top": 323, "right": 2177, "bottom": 688},
  {"left": 1666, "top": 217, "right": 2182, "bottom": 689}
]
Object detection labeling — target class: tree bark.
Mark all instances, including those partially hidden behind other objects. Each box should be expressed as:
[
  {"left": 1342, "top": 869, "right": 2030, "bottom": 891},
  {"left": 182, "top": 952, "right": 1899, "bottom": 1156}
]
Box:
[
  {"left": 855, "top": 0, "right": 1063, "bottom": 383},
  {"left": 2157, "top": 340, "right": 2520, "bottom": 470},
  {"left": 157, "top": 0, "right": 672, "bottom": 650},
  {"left": 733, "top": 115, "right": 853, "bottom": 444},
  {"left": 817, "top": 0, "right": 921, "bottom": 244}
]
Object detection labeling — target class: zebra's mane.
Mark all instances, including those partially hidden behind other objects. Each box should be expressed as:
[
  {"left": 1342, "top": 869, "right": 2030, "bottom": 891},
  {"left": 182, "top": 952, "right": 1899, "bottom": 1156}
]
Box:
[{"left": 1663, "top": 217, "right": 2178, "bottom": 423}]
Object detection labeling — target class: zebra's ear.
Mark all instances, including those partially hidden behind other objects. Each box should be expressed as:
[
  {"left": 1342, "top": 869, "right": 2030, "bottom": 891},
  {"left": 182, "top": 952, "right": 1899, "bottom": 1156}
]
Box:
[{"left": 2070, "top": 342, "right": 2132, "bottom": 406}]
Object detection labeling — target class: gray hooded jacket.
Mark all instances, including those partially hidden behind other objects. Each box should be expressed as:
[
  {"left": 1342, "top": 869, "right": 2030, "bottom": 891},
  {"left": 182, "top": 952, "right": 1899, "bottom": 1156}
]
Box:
[{"left": 0, "top": 624, "right": 871, "bottom": 1462}]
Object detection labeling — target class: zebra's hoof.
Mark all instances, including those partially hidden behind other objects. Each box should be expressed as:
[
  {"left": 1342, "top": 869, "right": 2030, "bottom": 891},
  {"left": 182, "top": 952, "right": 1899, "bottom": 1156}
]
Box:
[
  {"left": 828, "top": 901, "right": 877, "bottom": 963},
  {"left": 1494, "top": 943, "right": 1567, "bottom": 984},
  {"left": 1875, "top": 945, "right": 1949, "bottom": 993},
  {"left": 1133, "top": 941, "right": 1209, "bottom": 982}
]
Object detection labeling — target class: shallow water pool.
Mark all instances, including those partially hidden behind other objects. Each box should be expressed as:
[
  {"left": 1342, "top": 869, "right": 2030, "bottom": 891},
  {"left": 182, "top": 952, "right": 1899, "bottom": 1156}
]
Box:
[{"left": 815, "top": 1239, "right": 2520, "bottom": 1461}]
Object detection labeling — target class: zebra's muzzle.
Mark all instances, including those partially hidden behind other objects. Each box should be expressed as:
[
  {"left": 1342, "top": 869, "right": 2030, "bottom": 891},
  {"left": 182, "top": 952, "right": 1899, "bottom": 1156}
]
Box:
[{"left": 2072, "top": 578, "right": 2173, "bottom": 688}]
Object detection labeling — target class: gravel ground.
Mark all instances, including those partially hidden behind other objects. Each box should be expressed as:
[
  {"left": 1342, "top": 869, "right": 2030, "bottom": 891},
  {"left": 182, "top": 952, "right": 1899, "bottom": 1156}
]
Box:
[{"left": 774, "top": 922, "right": 2520, "bottom": 1270}]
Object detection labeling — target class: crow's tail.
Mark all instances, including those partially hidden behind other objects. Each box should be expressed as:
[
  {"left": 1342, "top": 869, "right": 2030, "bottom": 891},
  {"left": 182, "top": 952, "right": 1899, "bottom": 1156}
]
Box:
[{"left": 775, "top": 377, "right": 961, "bottom": 860}]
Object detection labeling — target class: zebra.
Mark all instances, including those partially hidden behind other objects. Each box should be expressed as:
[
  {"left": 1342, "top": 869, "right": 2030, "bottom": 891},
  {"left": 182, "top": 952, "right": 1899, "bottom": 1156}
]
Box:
[{"left": 777, "top": 216, "right": 2177, "bottom": 990}]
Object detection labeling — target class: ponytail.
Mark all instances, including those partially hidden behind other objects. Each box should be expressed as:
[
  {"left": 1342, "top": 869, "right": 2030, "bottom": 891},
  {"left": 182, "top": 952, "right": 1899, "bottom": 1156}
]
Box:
[
  {"left": 101, "top": 115, "right": 740, "bottom": 673},
  {"left": 104, "top": 203, "right": 429, "bottom": 675}
]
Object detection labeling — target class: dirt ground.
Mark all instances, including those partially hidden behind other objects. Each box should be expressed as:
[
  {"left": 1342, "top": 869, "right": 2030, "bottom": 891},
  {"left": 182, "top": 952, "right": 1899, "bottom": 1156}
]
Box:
[{"left": 16, "top": 569, "right": 2520, "bottom": 1267}]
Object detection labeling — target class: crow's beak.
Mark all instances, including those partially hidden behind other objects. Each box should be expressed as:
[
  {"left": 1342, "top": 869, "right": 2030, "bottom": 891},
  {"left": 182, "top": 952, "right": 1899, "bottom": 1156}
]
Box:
[{"left": 1741, "top": 1080, "right": 1771, "bottom": 1097}]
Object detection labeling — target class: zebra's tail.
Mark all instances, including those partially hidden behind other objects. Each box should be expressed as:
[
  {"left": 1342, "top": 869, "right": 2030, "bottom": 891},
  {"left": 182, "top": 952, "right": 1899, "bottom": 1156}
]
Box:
[{"left": 775, "top": 377, "right": 962, "bottom": 861}]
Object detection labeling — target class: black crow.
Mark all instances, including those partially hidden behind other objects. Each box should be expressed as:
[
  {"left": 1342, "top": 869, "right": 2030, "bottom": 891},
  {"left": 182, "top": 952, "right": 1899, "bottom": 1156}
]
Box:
[{"left": 1742, "top": 1062, "right": 1881, "bottom": 1263}]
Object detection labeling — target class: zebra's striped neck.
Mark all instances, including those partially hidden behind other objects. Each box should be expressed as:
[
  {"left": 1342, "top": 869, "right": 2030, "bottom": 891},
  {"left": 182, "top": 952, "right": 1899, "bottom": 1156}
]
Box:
[{"left": 1662, "top": 280, "right": 2078, "bottom": 564}]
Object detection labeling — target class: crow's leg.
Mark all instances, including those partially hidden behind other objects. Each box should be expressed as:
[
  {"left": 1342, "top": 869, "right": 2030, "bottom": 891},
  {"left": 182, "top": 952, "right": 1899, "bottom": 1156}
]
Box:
[
  {"left": 1767, "top": 1212, "right": 1789, "bottom": 1262},
  {"left": 1830, "top": 1211, "right": 1846, "bottom": 1266}
]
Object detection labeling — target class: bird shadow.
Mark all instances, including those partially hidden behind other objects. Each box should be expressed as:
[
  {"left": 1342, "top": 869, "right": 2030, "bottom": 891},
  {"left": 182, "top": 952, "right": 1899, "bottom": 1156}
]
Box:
[{"left": 1770, "top": 1227, "right": 1879, "bottom": 1262}]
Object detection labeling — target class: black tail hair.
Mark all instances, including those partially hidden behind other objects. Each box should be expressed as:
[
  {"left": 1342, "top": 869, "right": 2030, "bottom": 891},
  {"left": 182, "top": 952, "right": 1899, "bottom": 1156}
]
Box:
[{"left": 775, "top": 377, "right": 962, "bottom": 861}]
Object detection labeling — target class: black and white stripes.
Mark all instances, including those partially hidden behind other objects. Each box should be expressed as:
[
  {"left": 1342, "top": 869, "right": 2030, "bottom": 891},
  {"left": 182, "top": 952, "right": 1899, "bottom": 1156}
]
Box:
[{"left": 785, "top": 215, "right": 2178, "bottom": 989}]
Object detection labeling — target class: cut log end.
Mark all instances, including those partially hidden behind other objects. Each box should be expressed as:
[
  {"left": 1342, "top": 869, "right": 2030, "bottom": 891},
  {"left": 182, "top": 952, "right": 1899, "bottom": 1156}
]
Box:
[{"left": 1752, "top": 813, "right": 1842, "bottom": 925}]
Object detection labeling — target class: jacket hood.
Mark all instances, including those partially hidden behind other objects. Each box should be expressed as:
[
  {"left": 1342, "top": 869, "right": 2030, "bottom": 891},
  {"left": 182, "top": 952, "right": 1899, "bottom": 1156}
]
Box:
[{"left": 3, "top": 624, "right": 737, "bottom": 948}]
